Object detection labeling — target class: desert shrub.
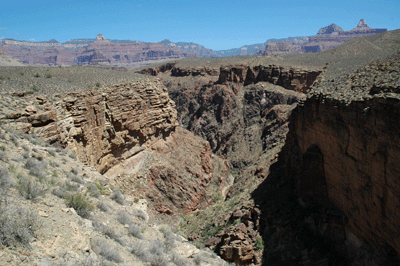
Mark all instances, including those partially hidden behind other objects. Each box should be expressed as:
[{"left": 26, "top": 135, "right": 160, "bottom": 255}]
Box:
[
  {"left": 133, "top": 209, "right": 147, "bottom": 221},
  {"left": 97, "top": 200, "right": 112, "bottom": 212},
  {"left": 0, "top": 149, "right": 7, "bottom": 162},
  {"left": 0, "top": 167, "right": 14, "bottom": 197},
  {"left": 110, "top": 189, "right": 124, "bottom": 205},
  {"left": 51, "top": 186, "right": 67, "bottom": 199},
  {"left": 9, "top": 135, "right": 19, "bottom": 146},
  {"left": 255, "top": 237, "right": 264, "bottom": 250},
  {"left": 25, "top": 157, "right": 47, "bottom": 180},
  {"left": 131, "top": 241, "right": 168, "bottom": 265},
  {"left": 45, "top": 74, "right": 52, "bottom": 78},
  {"left": 87, "top": 184, "right": 100, "bottom": 198},
  {"left": 70, "top": 167, "right": 78, "bottom": 175},
  {"left": 91, "top": 237, "right": 123, "bottom": 263},
  {"left": 54, "top": 254, "right": 102, "bottom": 266},
  {"left": 171, "top": 252, "right": 190, "bottom": 266},
  {"left": 95, "top": 82, "right": 101, "bottom": 88},
  {"left": 17, "top": 175, "right": 46, "bottom": 201},
  {"left": 148, "top": 240, "right": 168, "bottom": 266},
  {"left": 128, "top": 224, "right": 143, "bottom": 239},
  {"left": 193, "top": 254, "right": 203, "bottom": 266},
  {"left": 49, "top": 160, "right": 59, "bottom": 168},
  {"left": 117, "top": 211, "right": 132, "bottom": 225},
  {"left": 65, "top": 193, "right": 93, "bottom": 218},
  {"left": 52, "top": 180, "right": 78, "bottom": 199},
  {"left": 34, "top": 73, "right": 40, "bottom": 78},
  {"left": 95, "top": 181, "right": 105, "bottom": 195},
  {"left": 47, "top": 149, "right": 56, "bottom": 157},
  {"left": 71, "top": 175, "right": 84, "bottom": 184},
  {"left": 22, "top": 150, "right": 30, "bottom": 159},
  {"left": 21, "top": 145, "right": 29, "bottom": 151},
  {"left": 0, "top": 205, "right": 41, "bottom": 246},
  {"left": 163, "top": 230, "right": 176, "bottom": 251},
  {"left": 92, "top": 219, "right": 118, "bottom": 240}
]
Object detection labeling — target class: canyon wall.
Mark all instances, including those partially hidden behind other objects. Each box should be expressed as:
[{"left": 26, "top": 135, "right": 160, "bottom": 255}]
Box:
[
  {"left": 0, "top": 35, "right": 196, "bottom": 66},
  {"left": 283, "top": 54, "right": 400, "bottom": 258}
]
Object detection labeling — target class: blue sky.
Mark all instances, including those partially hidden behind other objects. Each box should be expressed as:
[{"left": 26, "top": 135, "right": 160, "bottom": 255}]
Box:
[{"left": 1, "top": 0, "right": 399, "bottom": 50}]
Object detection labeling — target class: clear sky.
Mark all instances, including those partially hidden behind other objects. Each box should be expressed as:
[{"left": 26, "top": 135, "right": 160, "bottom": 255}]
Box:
[{"left": 1, "top": 0, "right": 399, "bottom": 51}]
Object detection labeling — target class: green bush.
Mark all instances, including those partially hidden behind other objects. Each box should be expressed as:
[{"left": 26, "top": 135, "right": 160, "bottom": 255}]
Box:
[
  {"left": 255, "top": 237, "right": 264, "bottom": 250},
  {"left": 34, "top": 73, "right": 40, "bottom": 78},
  {"left": 45, "top": 74, "right": 52, "bottom": 78},
  {"left": 65, "top": 193, "right": 94, "bottom": 218}
]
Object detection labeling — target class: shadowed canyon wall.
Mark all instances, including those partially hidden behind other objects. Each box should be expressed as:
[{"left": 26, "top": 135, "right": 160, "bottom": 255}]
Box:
[{"left": 284, "top": 54, "right": 400, "bottom": 258}]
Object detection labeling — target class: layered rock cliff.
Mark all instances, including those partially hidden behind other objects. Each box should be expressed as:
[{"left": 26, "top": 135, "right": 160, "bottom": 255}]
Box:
[{"left": 4, "top": 80, "right": 231, "bottom": 214}]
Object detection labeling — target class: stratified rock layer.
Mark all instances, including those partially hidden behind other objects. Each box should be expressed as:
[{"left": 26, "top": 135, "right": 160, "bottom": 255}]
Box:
[{"left": 56, "top": 80, "right": 177, "bottom": 173}]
